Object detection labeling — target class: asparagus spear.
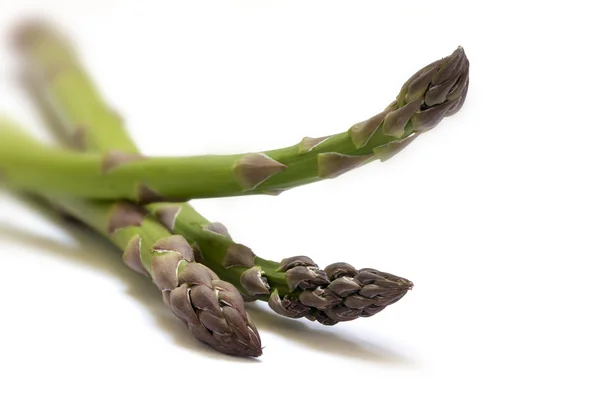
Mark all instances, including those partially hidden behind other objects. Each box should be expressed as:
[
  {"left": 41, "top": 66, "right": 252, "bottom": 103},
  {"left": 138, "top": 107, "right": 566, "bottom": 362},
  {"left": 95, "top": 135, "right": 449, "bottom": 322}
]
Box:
[
  {"left": 12, "top": 21, "right": 414, "bottom": 324},
  {"left": 6, "top": 22, "right": 470, "bottom": 202},
  {"left": 50, "top": 198, "right": 263, "bottom": 357}
]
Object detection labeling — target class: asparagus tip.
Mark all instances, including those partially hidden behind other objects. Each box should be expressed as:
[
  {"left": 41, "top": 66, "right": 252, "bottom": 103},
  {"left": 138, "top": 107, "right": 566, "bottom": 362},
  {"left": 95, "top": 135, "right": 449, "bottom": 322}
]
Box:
[{"left": 170, "top": 263, "right": 263, "bottom": 357}]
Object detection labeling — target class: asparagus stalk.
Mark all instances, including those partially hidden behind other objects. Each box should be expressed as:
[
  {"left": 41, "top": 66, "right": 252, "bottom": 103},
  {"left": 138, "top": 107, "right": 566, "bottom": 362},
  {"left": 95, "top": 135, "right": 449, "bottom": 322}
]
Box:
[
  {"left": 50, "top": 198, "right": 263, "bottom": 357},
  {"left": 12, "top": 21, "right": 415, "bottom": 324},
  {"left": 6, "top": 22, "right": 470, "bottom": 202}
]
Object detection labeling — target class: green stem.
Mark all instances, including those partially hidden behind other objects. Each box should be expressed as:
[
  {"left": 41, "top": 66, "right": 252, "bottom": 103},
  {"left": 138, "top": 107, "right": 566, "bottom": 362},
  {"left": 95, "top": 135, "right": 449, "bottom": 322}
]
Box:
[{"left": 0, "top": 113, "right": 407, "bottom": 201}]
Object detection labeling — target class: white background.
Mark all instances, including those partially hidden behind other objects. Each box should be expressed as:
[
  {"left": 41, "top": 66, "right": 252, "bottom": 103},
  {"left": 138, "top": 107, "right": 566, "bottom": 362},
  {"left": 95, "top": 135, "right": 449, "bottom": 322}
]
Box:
[{"left": 1, "top": 1, "right": 599, "bottom": 399}]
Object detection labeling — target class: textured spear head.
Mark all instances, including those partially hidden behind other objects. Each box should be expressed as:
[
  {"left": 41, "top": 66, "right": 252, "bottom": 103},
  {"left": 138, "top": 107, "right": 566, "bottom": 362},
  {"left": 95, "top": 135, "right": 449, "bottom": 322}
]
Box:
[
  {"left": 170, "top": 263, "right": 263, "bottom": 357},
  {"left": 395, "top": 46, "right": 469, "bottom": 133},
  {"left": 150, "top": 235, "right": 262, "bottom": 357},
  {"left": 318, "top": 264, "right": 413, "bottom": 322},
  {"left": 349, "top": 47, "right": 469, "bottom": 149},
  {"left": 268, "top": 257, "right": 413, "bottom": 325}
]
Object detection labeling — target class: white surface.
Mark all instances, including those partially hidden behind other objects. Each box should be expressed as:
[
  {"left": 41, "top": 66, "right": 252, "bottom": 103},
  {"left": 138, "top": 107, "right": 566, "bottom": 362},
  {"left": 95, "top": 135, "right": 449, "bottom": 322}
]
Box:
[{"left": 1, "top": 1, "right": 599, "bottom": 399}]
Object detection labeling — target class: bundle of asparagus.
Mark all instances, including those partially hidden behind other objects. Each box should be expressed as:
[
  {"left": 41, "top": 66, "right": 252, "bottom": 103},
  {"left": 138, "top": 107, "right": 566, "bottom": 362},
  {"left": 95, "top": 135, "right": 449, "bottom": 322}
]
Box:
[{"left": 0, "top": 21, "right": 470, "bottom": 357}]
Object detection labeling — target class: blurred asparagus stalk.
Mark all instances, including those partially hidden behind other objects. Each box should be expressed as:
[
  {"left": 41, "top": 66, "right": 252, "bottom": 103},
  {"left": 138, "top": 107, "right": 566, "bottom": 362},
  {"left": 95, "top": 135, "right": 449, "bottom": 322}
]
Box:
[{"left": 3, "top": 22, "right": 470, "bottom": 202}]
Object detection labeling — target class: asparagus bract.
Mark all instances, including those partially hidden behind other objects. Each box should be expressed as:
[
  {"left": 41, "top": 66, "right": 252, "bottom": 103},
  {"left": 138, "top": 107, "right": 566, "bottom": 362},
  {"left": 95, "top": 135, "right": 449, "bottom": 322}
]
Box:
[
  {"left": 10, "top": 21, "right": 415, "bottom": 325},
  {"left": 5, "top": 22, "right": 470, "bottom": 202}
]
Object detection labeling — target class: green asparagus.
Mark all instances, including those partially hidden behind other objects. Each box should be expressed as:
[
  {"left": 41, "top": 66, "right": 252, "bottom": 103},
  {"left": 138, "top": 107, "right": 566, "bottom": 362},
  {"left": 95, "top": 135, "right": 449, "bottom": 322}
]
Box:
[
  {"left": 4, "top": 22, "right": 470, "bottom": 202},
  {"left": 13, "top": 21, "right": 415, "bottom": 324}
]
